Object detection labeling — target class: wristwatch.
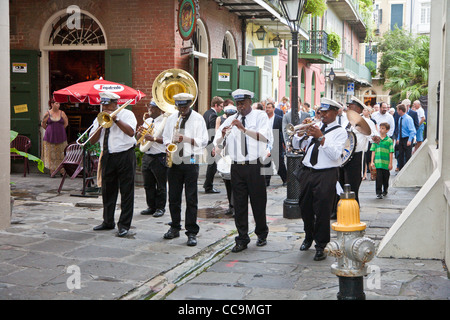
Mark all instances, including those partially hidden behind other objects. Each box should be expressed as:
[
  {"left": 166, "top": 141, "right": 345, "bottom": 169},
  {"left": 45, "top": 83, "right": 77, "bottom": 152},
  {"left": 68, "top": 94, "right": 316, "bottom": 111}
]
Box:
[{"left": 317, "top": 136, "right": 324, "bottom": 142}]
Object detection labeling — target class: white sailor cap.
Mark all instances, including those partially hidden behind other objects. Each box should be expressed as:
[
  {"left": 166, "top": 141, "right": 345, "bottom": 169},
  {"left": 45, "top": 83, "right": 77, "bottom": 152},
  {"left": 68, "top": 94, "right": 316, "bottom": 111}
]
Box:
[
  {"left": 319, "top": 97, "right": 341, "bottom": 111},
  {"left": 347, "top": 96, "right": 365, "bottom": 110},
  {"left": 173, "top": 93, "right": 194, "bottom": 107},
  {"left": 224, "top": 105, "right": 237, "bottom": 114},
  {"left": 232, "top": 89, "right": 254, "bottom": 102},
  {"left": 99, "top": 91, "right": 120, "bottom": 104}
]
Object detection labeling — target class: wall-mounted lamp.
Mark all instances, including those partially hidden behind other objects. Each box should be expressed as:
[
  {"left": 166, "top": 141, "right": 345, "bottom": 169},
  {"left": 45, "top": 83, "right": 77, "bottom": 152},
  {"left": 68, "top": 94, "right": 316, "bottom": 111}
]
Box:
[
  {"left": 255, "top": 26, "right": 267, "bottom": 41},
  {"left": 272, "top": 34, "right": 282, "bottom": 48}
]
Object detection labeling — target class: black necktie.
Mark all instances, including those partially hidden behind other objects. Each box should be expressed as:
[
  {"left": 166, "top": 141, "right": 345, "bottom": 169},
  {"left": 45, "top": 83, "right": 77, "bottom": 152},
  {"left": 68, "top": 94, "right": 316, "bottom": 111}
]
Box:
[
  {"left": 241, "top": 116, "right": 248, "bottom": 156},
  {"left": 399, "top": 117, "right": 403, "bottom": 139},
  {"left": 103, "top": 128, "right": 110, "bottom": 154},
  {"left": 179, "top": 112, "right": 191, "bottom": 157},
  {"left": 309, "top": 124, "right": 327, "bottom": 166},
  {"left": 338, "top": 115, "right": 342, "bottom": 125}
]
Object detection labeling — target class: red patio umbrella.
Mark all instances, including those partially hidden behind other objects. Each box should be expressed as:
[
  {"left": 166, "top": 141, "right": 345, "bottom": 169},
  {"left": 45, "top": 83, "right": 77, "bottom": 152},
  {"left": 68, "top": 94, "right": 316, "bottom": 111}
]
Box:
[{"left": 52, "top": 78, "right": 146, "bottom": 105}]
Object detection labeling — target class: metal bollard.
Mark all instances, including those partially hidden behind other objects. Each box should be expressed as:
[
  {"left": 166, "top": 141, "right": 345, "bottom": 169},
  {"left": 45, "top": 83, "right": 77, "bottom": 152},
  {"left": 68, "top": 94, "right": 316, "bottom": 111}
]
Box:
[{"left": 325, "top": 184, "right": 375, "bottom": 300}]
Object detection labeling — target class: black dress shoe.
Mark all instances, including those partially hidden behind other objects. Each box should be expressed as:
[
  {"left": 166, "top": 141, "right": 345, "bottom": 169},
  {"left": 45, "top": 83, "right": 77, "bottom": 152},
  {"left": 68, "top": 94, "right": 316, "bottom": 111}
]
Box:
[
  {"left": 153, "top": 209, "right": 165, "bottom": 217},
  {"left": 256, "top": 238, "right": 267, "bottom": 247},
  {"left": 313, "top": 250, "right": 327, "bottom": 261},
  {"left": 187, "top": 235, "right": 197, "bottom": 246},
  {"left": 300, "top": 239, "right": 313, "bottom": 251},
  {"left": 93, "top": 223, "right": 115, "bottom": 231},
  {"left": 141, "top": 208, "right": 156, "bottom": 215},
  {"left": 163, "top": 228, "right": 180, "bottom": 239},
  {"left": 225, "top": 208, "right": 234, "bottom": 216},
  {"left": 205, "top": 188, "right": 220, "bottom": 194},
  {"left": 117, "top": 228, "right": 128, "bottom": 237},
  {"left": 231, "top": 243, "right": 247, "bottom": 253}
]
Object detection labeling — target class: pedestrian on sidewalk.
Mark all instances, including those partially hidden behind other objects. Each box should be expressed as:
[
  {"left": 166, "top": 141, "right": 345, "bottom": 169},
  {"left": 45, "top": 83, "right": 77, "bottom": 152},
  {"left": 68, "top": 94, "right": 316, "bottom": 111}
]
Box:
[
  {"left": 214, "top": 89, "right": 273, "bottom": 253},
  {"left": 90, "top": 92, "right": 137, "bottom": 238},
  {"left": 370, "top": 122, "right": 394, "bottom": 199}
]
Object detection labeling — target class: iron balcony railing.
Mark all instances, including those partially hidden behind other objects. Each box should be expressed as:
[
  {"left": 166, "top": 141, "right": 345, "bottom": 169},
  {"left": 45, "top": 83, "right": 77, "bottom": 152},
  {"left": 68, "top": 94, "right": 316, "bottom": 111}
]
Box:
[
  {"left": 299, "top": 30, "right": 334, "bottom": 59},
  {"left": 325, "top": 52, "right": 372, "bottom": 85}
]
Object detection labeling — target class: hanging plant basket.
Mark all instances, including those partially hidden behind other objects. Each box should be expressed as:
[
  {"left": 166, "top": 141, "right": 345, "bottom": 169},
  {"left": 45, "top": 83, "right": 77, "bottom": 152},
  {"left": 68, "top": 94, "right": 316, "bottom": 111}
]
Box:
[
  {"left": 327, "top": 31, "right": 341, "bottom": 58},
  {"left": 304, "top": 0, "right": 328, "bottom": 17}
]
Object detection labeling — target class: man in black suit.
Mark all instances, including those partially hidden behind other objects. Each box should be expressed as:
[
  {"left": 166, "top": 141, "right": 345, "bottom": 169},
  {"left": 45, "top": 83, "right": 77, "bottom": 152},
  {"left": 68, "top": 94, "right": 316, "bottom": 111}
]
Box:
[
  {"left": 202, "top": 96, "right": 224, "bottom": 193},
  {"left": 264, "top": 102, "right": 287, "bottom": 186}
]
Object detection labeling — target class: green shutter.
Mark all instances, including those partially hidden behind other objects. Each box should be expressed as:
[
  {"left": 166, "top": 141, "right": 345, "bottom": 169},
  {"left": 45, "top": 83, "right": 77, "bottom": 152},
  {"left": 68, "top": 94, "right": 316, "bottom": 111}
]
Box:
[
  {"left": 211, "top": 58, "right": 238, "bottom": 100},
  {"left": 105, "top": 49, "right": 132, "bottom": 87},
  {"left": 10, "top": 50, "right": 40, "bottom": 157},
  {"left": 239, "top": 65, "right": 260, "bottom": 102}
]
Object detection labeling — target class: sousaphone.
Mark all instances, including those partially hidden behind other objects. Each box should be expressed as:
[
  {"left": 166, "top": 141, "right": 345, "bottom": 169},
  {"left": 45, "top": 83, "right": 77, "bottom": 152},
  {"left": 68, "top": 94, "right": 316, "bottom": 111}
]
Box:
[{"left": 152, "top": 69, "right": 198, "bottom": 112}]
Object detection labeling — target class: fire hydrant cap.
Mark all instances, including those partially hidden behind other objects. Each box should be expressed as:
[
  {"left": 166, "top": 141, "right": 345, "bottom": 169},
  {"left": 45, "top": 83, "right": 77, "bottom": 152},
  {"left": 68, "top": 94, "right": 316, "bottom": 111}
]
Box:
[{"left": 341, "top": 184, "right": 355, "bottom": 199}]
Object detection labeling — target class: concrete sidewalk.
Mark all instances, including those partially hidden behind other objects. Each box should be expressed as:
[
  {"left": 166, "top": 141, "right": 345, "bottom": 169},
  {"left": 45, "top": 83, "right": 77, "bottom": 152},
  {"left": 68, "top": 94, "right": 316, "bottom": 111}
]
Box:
[{"left": 2, "top": 167, "right": 449, "bottom": 300}]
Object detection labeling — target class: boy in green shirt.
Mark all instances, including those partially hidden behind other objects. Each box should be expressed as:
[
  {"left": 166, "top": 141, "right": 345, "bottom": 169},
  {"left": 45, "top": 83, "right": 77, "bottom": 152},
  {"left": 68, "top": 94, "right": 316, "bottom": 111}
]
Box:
[{"left": 370, "top": 122, "right": 394, "bottom": 199}]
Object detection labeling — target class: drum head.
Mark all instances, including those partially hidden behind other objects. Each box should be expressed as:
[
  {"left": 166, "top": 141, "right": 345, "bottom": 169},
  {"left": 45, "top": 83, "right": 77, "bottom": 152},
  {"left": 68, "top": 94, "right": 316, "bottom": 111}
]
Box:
[
  {"left": 217, "top": 155, "right": 231, "bottom": 180},
  {"left": 341, "top": 131, "right": 357, "bottom": 166}
]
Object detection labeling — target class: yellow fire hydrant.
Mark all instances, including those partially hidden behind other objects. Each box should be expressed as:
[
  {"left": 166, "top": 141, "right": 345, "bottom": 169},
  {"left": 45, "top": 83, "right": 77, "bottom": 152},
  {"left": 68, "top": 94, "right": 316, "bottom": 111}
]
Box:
[{"left": 325, "top": 184, "right": 375, "bottom": 300}]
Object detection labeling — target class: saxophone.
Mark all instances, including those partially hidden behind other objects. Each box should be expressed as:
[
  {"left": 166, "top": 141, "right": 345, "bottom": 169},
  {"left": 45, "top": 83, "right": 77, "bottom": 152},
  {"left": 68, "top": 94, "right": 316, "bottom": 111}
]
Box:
[{"left": 166, "top": 114, "right": 182, "bottom": 168}]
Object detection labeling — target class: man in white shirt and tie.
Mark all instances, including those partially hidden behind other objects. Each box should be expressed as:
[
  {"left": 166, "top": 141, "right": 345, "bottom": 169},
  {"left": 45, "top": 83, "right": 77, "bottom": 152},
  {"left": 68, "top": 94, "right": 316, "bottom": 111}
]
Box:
[
  {"left": 162, "top": 93, "right": 209, "bottom": 247},
  {"left": 294, "top": 98, "right": 347, "bottom": 261},
  {"left": 214, "top": 89, "right": 273, "bottom": 253}
]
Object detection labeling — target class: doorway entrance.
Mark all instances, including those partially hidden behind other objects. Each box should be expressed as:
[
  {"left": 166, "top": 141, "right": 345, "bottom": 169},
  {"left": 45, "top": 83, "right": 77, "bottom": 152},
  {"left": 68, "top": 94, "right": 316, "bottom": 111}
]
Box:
[{"left": 49, "top": 50, "right": 105, "bottom": 142}]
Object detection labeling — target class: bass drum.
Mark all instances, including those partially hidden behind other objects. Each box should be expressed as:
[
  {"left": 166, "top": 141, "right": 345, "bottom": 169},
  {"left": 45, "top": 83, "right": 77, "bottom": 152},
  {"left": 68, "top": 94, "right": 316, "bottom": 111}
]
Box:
[
  {"left": 217, "top": 155, "right": 232, "bottom": 180},
  {"left": 341, "top": 131, "right": 357, "bottom": 166}
]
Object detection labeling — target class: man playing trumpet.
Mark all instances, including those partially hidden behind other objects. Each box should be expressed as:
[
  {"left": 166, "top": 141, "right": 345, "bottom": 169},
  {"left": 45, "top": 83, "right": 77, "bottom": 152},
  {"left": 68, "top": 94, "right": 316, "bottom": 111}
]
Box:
[{"left": 136, "top": 100, "right": 169, "bottom": 218}]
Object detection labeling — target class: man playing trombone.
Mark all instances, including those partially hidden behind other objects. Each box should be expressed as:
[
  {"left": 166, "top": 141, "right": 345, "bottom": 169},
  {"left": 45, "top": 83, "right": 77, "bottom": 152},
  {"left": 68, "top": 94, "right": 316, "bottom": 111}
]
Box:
[
  {"left": 136, "top": 100, "right": 169, "bottom": 218},
  {"left": 90, "top": 91, "right": 138, "bottom": 238}
]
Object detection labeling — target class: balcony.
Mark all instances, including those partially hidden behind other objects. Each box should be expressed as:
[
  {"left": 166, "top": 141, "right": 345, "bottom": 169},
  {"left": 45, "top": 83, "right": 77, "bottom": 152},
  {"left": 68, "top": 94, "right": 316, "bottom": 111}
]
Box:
[
  {"left": 299, "top": 30, "right": 334, "bottom": 64},
  {"left": 325, "top": 53, "right": 372, "bottom": 86},
  {"left": 326, "top": 0, "right": 367, "bottom": 40}
]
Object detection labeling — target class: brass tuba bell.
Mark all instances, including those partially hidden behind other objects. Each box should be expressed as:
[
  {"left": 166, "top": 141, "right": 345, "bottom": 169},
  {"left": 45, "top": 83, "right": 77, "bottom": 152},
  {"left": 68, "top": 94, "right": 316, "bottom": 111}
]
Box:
[{"left": 152, "top": 69, "right": 198, "bottom": 113}]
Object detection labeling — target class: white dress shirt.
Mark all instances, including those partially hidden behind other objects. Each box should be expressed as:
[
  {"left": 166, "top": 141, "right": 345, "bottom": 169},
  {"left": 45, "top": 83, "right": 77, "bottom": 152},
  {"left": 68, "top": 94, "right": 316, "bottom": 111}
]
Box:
[
  {"left": 371, "top": 112, "right": 395, "bottom": 137},
  {"left": 145, "top": 114, "right": 167, "bottom": 155},
  {"left": 162, "top": 110, "right": 208, "bottom": 157},
  {"left": 214, "top": 109, "right": 273, "bottom": 162},
  {"left": 294, "top": 120, "right": 347, "bottom": 169},
  {"left": 91, "top": 108, "right": 137, "bottom": 153}
]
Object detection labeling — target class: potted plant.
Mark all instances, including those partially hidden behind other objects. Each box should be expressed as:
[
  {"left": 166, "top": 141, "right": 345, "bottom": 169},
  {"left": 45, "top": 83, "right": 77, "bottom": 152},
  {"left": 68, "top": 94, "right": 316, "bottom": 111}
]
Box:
[
  {"left": 304, "top": 0, "right": 327, "bottom": 17},
  {"left": 327, "top": 31, "right": 341, "bottom": 58}
]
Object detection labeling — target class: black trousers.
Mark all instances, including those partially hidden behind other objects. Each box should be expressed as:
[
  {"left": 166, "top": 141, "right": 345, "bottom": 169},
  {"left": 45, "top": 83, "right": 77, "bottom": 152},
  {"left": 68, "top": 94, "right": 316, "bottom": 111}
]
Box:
[
  {"left": 142, "top": 153, "right": 167, "bottom": 211},
  {"left": 231, "top": 161, "right": 268, "bottom": 245},
  {"left": 397, "top": 137, "right": 412, "bottom": 170},
  {"left": 224, "top": 179, "right": 234, "bottom": 209},
  {"left": 203, "top": 162, "right": 217, "bottom": 191},
  {"left": 101, "top": 147, "right": 136, "bottom": 230},
  {"left": 299, "top": 167, "right": 339, "bottom": 250},
  {"left": 339, "top": 151, "right": 363, "bottom": 204},
  {"left": 264, "top": 152, "right": 287, "bottom": 186},
  {"left": 167, "top": 162, "right": 200, "bottom": 236},
  {"left": 375, "top": 168, "right": 390, "bottom": 195}
]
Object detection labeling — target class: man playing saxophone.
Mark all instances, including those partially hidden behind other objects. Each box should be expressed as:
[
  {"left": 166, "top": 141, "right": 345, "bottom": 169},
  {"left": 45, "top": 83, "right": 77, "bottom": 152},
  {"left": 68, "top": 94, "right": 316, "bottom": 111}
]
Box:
[
  {"left": 162, "top": 93, "right": 208, "bottom": 246},
  {"left": 136, "top": 100, "right": 169, "bottom": 218}
]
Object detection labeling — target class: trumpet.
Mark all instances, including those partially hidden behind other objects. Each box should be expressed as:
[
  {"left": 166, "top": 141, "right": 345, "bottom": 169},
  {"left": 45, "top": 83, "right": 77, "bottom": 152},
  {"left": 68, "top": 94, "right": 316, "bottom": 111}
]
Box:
[
  {"left": 166, "top": 114, "right": 182, "bottom": 168},
  {"left": 136, "top": 112, "right": 154, "bottom": 146},
  {"left": 76, "top": 99, "right": 134, "bottom": 146},
  {"left": 286, "top": 118, "right": 320, "bottom": 137}
]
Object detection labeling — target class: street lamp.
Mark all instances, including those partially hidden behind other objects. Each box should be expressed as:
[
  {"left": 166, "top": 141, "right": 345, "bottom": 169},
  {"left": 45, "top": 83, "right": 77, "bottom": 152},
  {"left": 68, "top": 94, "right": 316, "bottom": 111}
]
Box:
[
  {"left": 328, "top": 67, "right": 335, "bottom": 99},
  {"left": 278, "top": 0, "right": 307, "bottom": 219},
  {"left": 272, "top": 34, "right": 282, "bottom": 48}
]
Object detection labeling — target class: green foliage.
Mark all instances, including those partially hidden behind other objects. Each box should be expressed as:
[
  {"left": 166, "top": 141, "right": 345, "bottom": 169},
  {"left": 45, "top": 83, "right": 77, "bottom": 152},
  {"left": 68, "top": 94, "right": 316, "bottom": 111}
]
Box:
[
  {"left": 304, "top": 0, "right": 327, "bottom": 17},
  {"left": 359, "top": 0, "right": 375, "bottom": 43},
  {"left": 77, "top": 132, "right": 101, "bottom": 157},
  {"left": 365, "top": 61, "right": 377, "bottom": 77},
  {"left": 10, "top": 130, "right": 44, "bottom": 173},
  {"left": 135, "top": 147, "right": 144, "bottom": 168},
  {"left": 380, "top": 30, "right": 430, "bottom": 102},
  {"left": 327, "top": 31, "right": 341, "bottom": 58}
]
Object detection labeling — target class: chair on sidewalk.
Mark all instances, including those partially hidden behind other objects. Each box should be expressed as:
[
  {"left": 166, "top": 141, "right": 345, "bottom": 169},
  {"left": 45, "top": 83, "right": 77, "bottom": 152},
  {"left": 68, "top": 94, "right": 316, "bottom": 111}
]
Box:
[
  {"left": 51, "top": 143, "right": 84, "bottom": 193},
  {"left": 67, "top": 115, "right": 82, "bottom": 142},
  {"left": 10, "top": 135, "right": 32, "bottom": 177}
]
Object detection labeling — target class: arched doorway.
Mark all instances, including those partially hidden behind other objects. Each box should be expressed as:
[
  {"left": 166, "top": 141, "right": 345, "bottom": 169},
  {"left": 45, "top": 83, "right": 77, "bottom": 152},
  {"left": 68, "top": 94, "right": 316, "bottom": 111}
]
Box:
[
  {"left": 364, "top": 89, "right": 377, "bottom": 106},
  {"left": 192, "top": 19, "right": 209, "bottom": 114},
  {"left": 39, "top": 9, "right": 108, "bottom": 143}
]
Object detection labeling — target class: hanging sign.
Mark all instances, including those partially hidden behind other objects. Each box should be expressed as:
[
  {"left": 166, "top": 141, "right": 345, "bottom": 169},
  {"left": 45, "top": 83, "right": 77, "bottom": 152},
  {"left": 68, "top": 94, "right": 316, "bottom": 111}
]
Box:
[
  {"left": 252, "top": 48, "right": 278, "bottom": 56},
  {"left": 178, "top": 0, "right": 198, "bottom": 41},
  {"left": 14, "top": 104, "right": 28, "bottom": 113}
]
